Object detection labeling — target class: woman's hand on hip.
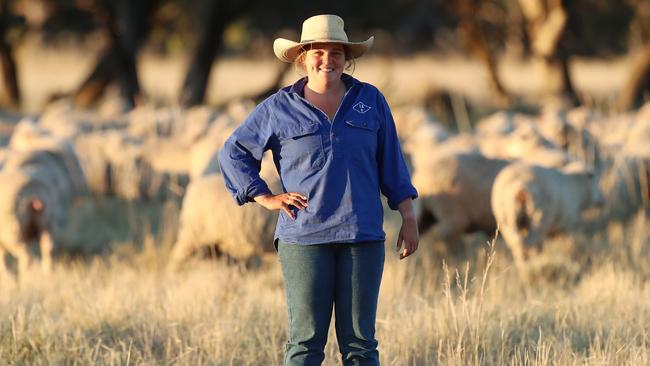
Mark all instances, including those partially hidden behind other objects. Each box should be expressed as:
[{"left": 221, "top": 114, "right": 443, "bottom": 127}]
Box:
[{"left": 254, "top": 193, "right": 308, "bottom": 220}]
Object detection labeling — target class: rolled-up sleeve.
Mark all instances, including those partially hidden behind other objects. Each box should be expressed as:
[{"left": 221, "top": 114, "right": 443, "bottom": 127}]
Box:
[
  {"left": 218, "top": 102, "right": 274, "bottom": 205},
  {"left": 376, "top": 94, "right": 418, "bottom": 210}
]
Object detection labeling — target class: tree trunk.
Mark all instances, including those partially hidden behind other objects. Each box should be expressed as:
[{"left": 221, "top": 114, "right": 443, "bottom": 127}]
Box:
[
  {"left": 179, "top": 0, "right": 229, "bottom": 108},
  {"left": 456, "top": 0, "right": 510, "bottom": 106},
  {"left": 618, "top": 45, "right": 650, "bottom": 110},
  {"left": 518, "top": 0, "right": 579, "bottom": 107},
  {"left": 74, "top": 0, "right": 154, "bottom": 109},
  {"left": 0, "top": 2, "right": 20, "bottom": 106}
]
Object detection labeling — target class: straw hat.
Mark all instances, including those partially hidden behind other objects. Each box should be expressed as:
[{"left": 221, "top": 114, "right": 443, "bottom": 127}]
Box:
[{"left": 273, "top": 14, "right": 374, "bottom": 63}]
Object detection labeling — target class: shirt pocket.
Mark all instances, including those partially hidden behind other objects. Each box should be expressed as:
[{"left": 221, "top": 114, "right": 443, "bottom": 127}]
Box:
[
  {"left": 344, "top": 119, "right": 379, "bottom": 161},
  {"left": 277, "top": 121, "right": 325, "bottom": 170}
]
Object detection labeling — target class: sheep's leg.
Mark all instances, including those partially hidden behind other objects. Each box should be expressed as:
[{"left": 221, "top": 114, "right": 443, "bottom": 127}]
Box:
[
  {"left": 418, "top": 225, "right": 439, "bottom": 244},
  {"left": 39, "top": 231, "right": 54, "bottom": 273},
  {"left": 433, "top": 221, "right": 465, "bottom": 254},
  {"left": 511, "top": 244, "right": 527, "bottom": 271},
  {"left": 167, "top": 239, "right": 195, "bottom": 272},
  {"left": 521, "top": 228, "right": 545, "bottom": 260},
  {"left": 12, "top": 243, "right": 32, "bottom": 277},
  {"left": 501, "top": 228, "right": 528, "bottom": 271},
  {"left": 417, "top": 208, "right": 437, "bottom": 236},
  {"left": 0, "top": 246, "right": 12, "bottom": 282}
]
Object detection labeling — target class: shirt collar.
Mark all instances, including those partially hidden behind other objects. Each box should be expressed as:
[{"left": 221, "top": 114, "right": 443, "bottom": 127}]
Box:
[{"left": 285, "top": 74, "right": 358, "bottom": 96}]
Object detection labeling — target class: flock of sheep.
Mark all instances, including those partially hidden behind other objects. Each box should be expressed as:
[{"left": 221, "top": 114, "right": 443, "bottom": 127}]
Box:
[
  {"left": 396, "top": 103, "right": 649, "bottom": 273},
  {"left": 0, "top": 98, "right": 648, "bottom": 281}
]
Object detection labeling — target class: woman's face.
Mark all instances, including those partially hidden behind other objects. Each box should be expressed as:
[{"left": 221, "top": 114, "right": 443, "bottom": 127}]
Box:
[{"left": 303, "top": 43, "right": 346, "bottom": 88}]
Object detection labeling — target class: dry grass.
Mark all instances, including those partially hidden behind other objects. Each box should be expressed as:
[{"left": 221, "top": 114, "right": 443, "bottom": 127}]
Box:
[{"left": 1, "top": 204, "right": 648, "bottom": 365}]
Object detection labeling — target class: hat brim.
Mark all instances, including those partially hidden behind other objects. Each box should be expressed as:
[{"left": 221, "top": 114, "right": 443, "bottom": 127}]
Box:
[{"left": 273, "top": 36, "right": 374, "bottom": 63}]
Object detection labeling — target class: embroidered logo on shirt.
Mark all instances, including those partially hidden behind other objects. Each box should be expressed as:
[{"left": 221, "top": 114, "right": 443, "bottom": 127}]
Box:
[{"left": 353, "top": 101, "right": 372, "bottom": 114}]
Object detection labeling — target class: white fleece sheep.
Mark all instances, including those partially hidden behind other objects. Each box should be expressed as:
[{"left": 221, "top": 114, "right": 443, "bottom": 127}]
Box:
[
  {"left": 0, "top": 148, "right": 7, "bottom": 168},
  {"left": 189, "top": 114, "right": 239, "bottom": 179},
  {"left": 0, "top": 148, "right": 85, "bottom": 279},
  {"left": 475, "top": 110, "right": 535, "bottom": 137},
  {"left": 188, "top": 100, "right": 256, "bottom": 179},
  {"left": 491, "top": 161, "right": 603, "bottom": 271},
  {"left": 578, "top": 112, "right": 635, "bottom": 154},
  {"left": 127, "top": 106, "right": 183, "bottom": 140},
  {"left": 478, "top": 121, "right": 570, "bottom": 168},
  {"left": 412, "top": 149, "right": 509, "bottom": 251},
  {"left": 73, "top": 130, "right": 165, "bottom": 200},
  {"left": 9, "top": 119, "right": 87, "bottom": 195},
  {"left": 167, "top": 173, "right": 279, "bottom": 271},
  {"left": 537, "top": 108, "right": 600, "bottom": 162},
  {"left": 627, "top": 104, "right": 650, "bottom": 145},
  {"left": 392, "top": 106, "right": 449, "bottom": 143},
  {"left": 169, "top": 151, "right": 280, "bottom": 270},
  {"left": 127, "top": 100, "right": 252, "bottom": 143},
  {"left": 128, "top": 103, "right": 254, "bottom": 197},
  {"left": 0, "top": 120, "right": 14, "bottom": 147},
  {"left": 601, "top": 143, "right": 650, "bottom": 218},
  {"left": 39, "top": 99, "right": 129, "bottom": 139}
]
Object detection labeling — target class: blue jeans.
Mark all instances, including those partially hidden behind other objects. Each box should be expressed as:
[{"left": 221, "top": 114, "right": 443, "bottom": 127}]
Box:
[{"left": 278, "top": 241, "right": 385, "bottom": 366}]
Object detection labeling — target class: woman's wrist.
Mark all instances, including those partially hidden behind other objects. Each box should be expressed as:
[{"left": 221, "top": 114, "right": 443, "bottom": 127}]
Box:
[
  {"left": 254, "top": 193, "right": 273, "bottom": 202},
  {"left": 397, "top": 198, "right": 416, "bottom": 221}
]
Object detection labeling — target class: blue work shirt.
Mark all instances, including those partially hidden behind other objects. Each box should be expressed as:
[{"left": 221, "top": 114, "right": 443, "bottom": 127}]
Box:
[{"left": 219, "top": 74, "right": 417, "bottom": 245}]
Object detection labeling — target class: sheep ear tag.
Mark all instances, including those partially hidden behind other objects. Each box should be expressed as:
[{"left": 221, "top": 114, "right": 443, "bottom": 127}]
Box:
[{"left": 353, "top": 101, "right": 372, "bottom": 114}]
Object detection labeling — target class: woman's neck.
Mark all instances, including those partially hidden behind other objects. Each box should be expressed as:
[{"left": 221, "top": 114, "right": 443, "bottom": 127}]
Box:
[
  {"left": 305, "top": 77, "right": 345, "bottom": 95},
  {"left": 304, "top": 79, "right": 346, "bottom": 120}
]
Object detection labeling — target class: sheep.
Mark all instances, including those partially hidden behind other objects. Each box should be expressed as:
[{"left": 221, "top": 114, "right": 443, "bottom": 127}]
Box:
[
  {"left": 475, "top": 110, "right": 535, "bottom": 137},
  {"left": 392, "top": 105, "right": 449, "bottom": 143},
  {"left": 0, "top": 148, "right": 8, "bottom": 169},
  {"left": 167, "top": 173, "right": 279, "bottom": 271},
  {"left": 127, "top": 103, "right": 253, "bottom": 197},
  {"left": 8, "top": 119, "right": 88, "bottom": 195},
  {"left": 0, "top": 170, "right": 57, "bottom": 278},
  {"left": 474, "top": 110, "right": 587, "bottom": 168},
  {"left": 126, "top": 100, "right": 252, "bottom": 143},
  {"left": 537, "top": 108, "right": 600, "bottom": 162},
  {"left": 72, "top": 130, "right": 164, "bottom": 200},
  {"left": 0, "top": 118, "right": 15, "bottom": 147},
  {"left": 38, "top": 99, "right": 129, "bottom": 139},
  {"left": 3, "top": 149, "right": 84, "bottom": 203},
  {"left": 168, "top": 152, "right": 279, "bottom": 270},
  {"left": 177, "top": 105, "right": 220, "bottom": 146},
  {"left": 601, "top": 143, "right": 650, "bottom": 218},
  {"left": 140, "top": 138, "right": 191, "bottom": 199},
  {"left": 478, "top": 120, "right": 570, "bottom": 168},
  {"left": 627, "top": 104, "right": 650, "bottom": 145},
  {"left": 0, "top": 148, "right": 85, "bottom": 280},
  {"left": 187, "top": 100, "right": 257, "bottom": 179},
  {"left": 578, "top": 112, "right": 635, "bottom": 155},
  {"left": 411, "top": 149, "right": 509, "bottom": 253},
  {"left": 127, "top": 106, "right": 183, "bottom": 139},
  {"left": 189, "top": 114, "right": 238, "bottom": 179},
  {"left": 491, "top": 161, "right": 603, "bottom": 272}
]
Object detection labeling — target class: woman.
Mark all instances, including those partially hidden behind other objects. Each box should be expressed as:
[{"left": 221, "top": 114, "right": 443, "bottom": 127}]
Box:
[{"left": 219, "top": 14, "right": 418, "bottom": 365}]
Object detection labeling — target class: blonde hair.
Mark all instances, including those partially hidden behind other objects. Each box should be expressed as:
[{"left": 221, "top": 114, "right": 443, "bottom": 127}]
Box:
[{"left": 293, "top": 44, "right": 356, "bottom": 76}]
